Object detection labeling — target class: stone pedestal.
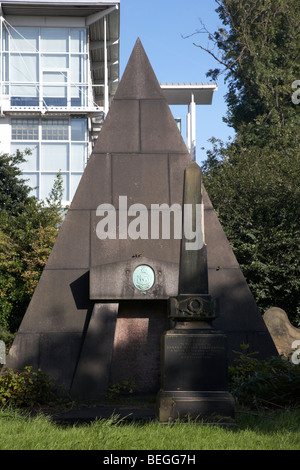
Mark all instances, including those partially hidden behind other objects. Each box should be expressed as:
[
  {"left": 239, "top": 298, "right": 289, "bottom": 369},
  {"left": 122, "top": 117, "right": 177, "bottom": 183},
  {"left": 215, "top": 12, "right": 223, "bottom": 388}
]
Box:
[
  {"left": 156, "top": 282, "right": 236, "bottom": 425},
  {"left": 156, "top": 324, "right": 235, "bottom": 423}
]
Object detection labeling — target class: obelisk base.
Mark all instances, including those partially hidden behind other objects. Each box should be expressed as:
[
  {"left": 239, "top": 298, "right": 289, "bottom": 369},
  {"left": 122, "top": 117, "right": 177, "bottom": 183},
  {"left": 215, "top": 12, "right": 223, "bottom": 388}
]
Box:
[
  {"left": 156, "top": 326, "right": 235, "bottom": 424},
  {"left": 156, "top": 390, "right": 235, "bottom": 424}
]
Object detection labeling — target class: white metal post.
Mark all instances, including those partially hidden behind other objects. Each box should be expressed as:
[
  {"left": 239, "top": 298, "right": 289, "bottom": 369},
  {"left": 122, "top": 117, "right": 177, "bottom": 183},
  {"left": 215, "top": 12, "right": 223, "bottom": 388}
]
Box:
[
  {"left": 190, "top": 92, "right": 196, "bottom": 161},
  {"left": 103, "top": 15, "right": 109, "bottom": 115},
  {"left": 186, "top": 111, "right": 191, "bottom": 154}
]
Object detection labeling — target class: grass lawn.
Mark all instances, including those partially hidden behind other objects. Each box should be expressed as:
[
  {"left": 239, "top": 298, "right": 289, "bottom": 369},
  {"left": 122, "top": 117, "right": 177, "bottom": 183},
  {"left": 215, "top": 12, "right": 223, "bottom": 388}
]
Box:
[{"left": 0, "top": 406, "right": 299, "bottom": 450}]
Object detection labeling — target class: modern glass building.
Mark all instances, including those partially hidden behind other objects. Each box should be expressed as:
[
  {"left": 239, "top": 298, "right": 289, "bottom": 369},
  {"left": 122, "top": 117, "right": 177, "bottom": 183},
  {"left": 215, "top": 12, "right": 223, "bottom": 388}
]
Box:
[{"left": 0, "top": 0, "right": 120, "bottom": 205}]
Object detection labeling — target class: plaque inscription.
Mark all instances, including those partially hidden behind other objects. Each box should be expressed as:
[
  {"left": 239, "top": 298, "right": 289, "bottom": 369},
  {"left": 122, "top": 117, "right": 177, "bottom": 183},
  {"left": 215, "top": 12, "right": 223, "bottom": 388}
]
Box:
[{"left": 133, "top": 265, "right": 155, "bottom": 291}]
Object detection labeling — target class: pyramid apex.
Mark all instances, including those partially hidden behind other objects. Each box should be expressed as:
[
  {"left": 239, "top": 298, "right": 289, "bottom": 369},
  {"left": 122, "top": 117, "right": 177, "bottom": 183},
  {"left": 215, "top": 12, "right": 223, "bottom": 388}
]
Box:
[{"left": 113, "top": 38, "right": 165, "bottom": 101}]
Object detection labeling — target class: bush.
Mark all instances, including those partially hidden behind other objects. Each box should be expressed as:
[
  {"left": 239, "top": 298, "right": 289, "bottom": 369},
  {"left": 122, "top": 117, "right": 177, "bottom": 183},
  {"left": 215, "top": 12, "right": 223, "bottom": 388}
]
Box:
[
  {"left": 0, "top": 366, "right": 58, "bottom": 408},
  {"left": 229, "top": 344, "right": 300, "bottom": 409}
]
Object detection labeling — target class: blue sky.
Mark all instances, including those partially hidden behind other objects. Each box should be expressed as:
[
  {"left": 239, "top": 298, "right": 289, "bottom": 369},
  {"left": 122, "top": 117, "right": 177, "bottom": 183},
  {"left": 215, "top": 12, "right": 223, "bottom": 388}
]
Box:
[{"left": 119, "top": 0, "right": 234, "bottom": 164}]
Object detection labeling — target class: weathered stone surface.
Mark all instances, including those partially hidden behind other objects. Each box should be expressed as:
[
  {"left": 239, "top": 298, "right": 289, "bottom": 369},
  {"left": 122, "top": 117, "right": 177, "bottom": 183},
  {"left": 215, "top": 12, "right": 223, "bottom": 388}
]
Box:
[
  {"left": 90, "top": 256, "right": 178, "bottom": 300},
  {"left": 46, "top": 210, "right": 90, "bottom": 269},
  {"left": 93, "top": 100, "right": 140, "bottom": 154},
  {"left": 111, "top": 153, "right": 169, "bottom": 208},
  {"left": 263, "top": 307, "right": 300, "bottom": 358},
  {"left": 110, "top": 301, "right": 169, "bottom": 393},
  {"left": 70, "top": 303, "right": 119, "bottom": 400}
]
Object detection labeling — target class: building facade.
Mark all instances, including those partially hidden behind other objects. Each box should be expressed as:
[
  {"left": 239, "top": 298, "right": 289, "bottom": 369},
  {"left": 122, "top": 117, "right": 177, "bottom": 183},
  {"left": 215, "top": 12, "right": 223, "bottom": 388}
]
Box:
[{"left": 0, "top": 0, "right": 120, "bottom": 205}]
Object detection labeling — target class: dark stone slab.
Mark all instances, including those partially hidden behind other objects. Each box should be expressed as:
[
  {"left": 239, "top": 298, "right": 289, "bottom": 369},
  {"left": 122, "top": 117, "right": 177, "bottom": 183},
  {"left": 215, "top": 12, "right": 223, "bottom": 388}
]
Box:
[
  {"left": 203, "top": 187, "right": 240, "bottom": 269},
  {"left": 46, "top": 210, "right": 90, "bottom": 269},
  {"left": 160, "top": 329, "right": 229, "bottom": 391},
  {"left": 90, "top": 209, "right": 182, "bottom": 266},
  {"left": 110, "top": 301, "right": 169, "bottom": 394},
  {"left": 38, "top": 332, "right": 83, "bottom": 393},
  {"left": 169, "top": 153, "right": 193, "bottom": 205},
  {"left": 5, "top": 331, "right": 83, "bottom": 394},
  {"left": 156, "top": 327, "right": 235, "bottom": 423},
  {"left": 157, "top": 390, "right": 235, "bottom": 424},
  {"left": 70, "top": 303, "right": 119, "bottom": 400},
  {"left": 208, "top": 268, "right": 266, "bottom": 332},
  {"left": 69, "top": 153, "right": 112, "bottom": 211},
  {"left": 5, "top": 333, "right": 40, "bottom": 371},
  {"left": 18, "top": 269, "right": 91, "bottom": 333},
  {"left": 90, "top": 256, "right": 178, "bottom": 300},
  {"left": 93, "top": 99, "right": 140, "bottom": 154},
  {"left": 140, "top": 100, "right": 188, "bottom": 153},
  {"left": 111, "top": 153, "right": 169, "bottom": 208}
]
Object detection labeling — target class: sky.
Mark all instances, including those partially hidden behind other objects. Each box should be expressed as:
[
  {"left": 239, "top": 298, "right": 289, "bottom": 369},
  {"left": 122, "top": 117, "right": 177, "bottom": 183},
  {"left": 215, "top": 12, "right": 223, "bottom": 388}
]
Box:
[{"left": 119, "top": 0, "right": 234, "bottom": 164}]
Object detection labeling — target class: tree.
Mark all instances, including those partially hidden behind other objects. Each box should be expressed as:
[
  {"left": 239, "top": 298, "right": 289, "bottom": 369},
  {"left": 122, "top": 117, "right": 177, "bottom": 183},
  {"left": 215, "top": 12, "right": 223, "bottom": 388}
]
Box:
[
  {"left": 192, "top": 0, "right": 300, "bottom": 323},
  {"left": 0, "top": 151, "right": 64, "bottom": 333},
  {"left": 193, "top": 0, "right": 300, "bottom": 144},
  {"left": 203, "top": 139, "right": 300, "bottom": 321}
]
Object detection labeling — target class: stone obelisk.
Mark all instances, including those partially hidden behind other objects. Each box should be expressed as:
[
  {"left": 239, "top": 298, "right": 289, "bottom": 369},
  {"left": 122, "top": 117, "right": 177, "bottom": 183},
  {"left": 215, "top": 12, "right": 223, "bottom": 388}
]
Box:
[{"left": 156, "top": 162, "right": 235, "bottom": 423}]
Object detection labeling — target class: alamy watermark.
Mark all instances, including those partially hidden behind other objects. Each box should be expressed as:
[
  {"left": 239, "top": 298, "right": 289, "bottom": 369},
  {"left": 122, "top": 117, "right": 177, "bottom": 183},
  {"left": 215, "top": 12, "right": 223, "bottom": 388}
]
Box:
[
  {"left": 291, "top": 80, "right": 300, "bottom": 104},
  {"left": 95, "top": 196, "right": 204, "bottom": 251}
]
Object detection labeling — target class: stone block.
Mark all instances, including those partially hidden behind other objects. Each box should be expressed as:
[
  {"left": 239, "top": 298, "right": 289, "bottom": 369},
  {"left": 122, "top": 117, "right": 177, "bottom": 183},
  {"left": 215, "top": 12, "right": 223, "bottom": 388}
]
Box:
[
  {"left": 69, "top": 153, "right": 112, "bottom": 210},
  {"left": 110, "top": 301, "right": 169, "bottom": 393},
  {"left": 89, "top": 256, "right": 178, "bottom": 300},
  {"left": 46, "top": 210, "right": 90, "bottom": 269},
  {"left": 70, "top": 303, "right": 119, "bottom": 400},
  {"left": 203, "top": 188, "right": 240, "bottom": 269},
  {"left": 168, "top": 153, "right": 193, "bottom": 205},
  {"left": 140, "top": 100, "right": 188, "bottom": 153},
  {"left": 90, "top": 209, "right": 181, "bottom": 266},
  {"left": 208, "top": 267, "right": 264, "bottom": 331},
  {"left": 93, "top": 100, "right": 140, "bottom": 153},
  {"left": 111, "top": 153, "right": 169, "bottom": 208},
  {"left": 18, "top": 269, "right": 91, "bottom": 333}
]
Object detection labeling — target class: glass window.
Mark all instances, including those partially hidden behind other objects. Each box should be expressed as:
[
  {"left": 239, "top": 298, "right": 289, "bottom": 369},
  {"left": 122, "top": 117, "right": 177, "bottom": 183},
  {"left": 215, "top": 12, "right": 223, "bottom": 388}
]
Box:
[
  {"left": 2, "top": 53, "right": 9, "bottom": 82},
  {"left": 43, "top": 86, "right": 67, "bottom": 106},
  {"left": 71, "top": 118, "right": 87, "bottom": 141},
  {"left": 11, "top": 85, "right": 39, "bottom": 97},
  {"left": 41, "top": 54, "right": 69, "bottom": 69},
  {"left": 71, "top": 86, "right": 87, "bottom": 107},
  {"left": 11, "top": 142, "right": 39, "bottom": 171},
  {"left": 41, "top": 143, "right": 69, "bottom": 171},
  {"left": 10, "top": 54, "right": 38, "bottom": 82},
  {"left": 11, "top": 85, "right": 39, "bottom": 106},
  {"left": 43, "top": 71, "right": 67, "bottom": 83},
  {"left": 10, "top": 27, "right": 39, "bottom": 52},
  {"left": 42, "top": 119, "right": 68, "bottom": 140},
  {"left": 70, "top": 29, "right": 87, "bottom": 53},
  {"left": 71, "top": 143, "right": 86, "bottom": 171},
  {"left": 11, "top": 119, "right": 39, "bottom": 140},
  {"left": 40, "top": 28, "right": 69, "bottom": 52},
  {"left": 71, "top": 55, "right": 87, "bottom": 83},
  {"left": 2, "top": 26, "right": 9, "bottom": 52}
]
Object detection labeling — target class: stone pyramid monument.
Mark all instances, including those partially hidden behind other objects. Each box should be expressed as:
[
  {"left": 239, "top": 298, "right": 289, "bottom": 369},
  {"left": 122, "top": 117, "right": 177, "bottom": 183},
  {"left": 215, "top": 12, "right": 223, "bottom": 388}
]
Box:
[{"left": 5, "top": 39, "right": 277, "bottom": 400}]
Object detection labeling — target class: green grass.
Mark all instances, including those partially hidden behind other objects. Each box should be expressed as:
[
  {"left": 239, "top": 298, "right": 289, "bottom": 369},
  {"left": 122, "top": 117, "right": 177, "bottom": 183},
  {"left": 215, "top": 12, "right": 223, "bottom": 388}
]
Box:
[{"left": 0, "top": 406, "right": 299, "bottom": 450}]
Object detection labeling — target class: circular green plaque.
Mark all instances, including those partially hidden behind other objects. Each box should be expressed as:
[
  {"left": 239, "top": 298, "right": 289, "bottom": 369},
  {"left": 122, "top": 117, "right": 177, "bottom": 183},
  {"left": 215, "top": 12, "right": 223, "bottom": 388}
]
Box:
[{"left": 133, "top": 265, "right": 155, "bottom": 291}]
